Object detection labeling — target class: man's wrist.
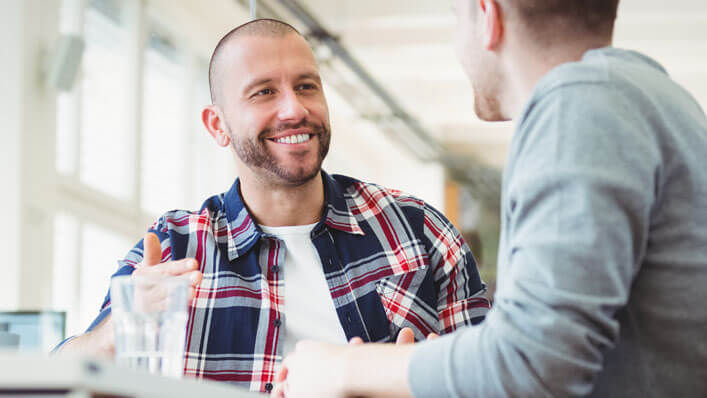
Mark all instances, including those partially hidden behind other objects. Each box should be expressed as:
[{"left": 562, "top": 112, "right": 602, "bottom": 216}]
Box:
[
  {"left": 92, "top": 316, "right": 115, "bottom": 356},
  {"left": 341, "top": 343, "right": 416, "bottom": 397},
  {"left": 71, "top": 315, "right": 115, "bottom": 357},
  {"left": 340, "top": 345, "right": 361, "bottom": 395}
]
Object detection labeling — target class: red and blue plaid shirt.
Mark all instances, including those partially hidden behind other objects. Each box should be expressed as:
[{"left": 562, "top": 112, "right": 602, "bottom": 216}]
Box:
[{"left": 86, "top": 172, "right": 489, "bottom": 392}]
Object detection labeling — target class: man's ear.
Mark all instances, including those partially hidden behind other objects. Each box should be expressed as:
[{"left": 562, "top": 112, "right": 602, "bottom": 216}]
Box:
[
  {"left": 202, "top": 105, "right": 231, "bottom": 147},
  {"left": 480, "top": 0, "right": 504, "bottom": 50}
]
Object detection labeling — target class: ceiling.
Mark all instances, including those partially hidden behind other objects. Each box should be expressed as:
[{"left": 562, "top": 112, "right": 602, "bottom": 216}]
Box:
[
  {"left": 156, "top": 0, "right": 707, "bottom": 168},
  {"left": 300, "top": 0, "right": 707, "bottom": 167}
]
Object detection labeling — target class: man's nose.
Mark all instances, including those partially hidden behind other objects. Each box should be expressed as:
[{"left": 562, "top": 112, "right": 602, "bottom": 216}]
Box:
[{"left": 277, "top": 89, "right": 308, "bottom": 121}]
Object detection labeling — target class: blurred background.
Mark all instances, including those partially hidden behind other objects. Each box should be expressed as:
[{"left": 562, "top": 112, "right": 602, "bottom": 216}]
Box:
[{"left": 1, "top": 0, "right": 706, "bottom": 348}]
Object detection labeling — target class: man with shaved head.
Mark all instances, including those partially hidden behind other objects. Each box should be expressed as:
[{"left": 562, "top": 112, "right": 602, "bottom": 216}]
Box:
[
  {"left": 276, "top": 1, "right": 707, "bottom": 397},
  {"left": 55, "top": 18, "right": 491, "bottom": 393}
]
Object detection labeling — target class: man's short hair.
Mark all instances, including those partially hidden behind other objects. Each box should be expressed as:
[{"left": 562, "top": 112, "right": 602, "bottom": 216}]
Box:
[
  {"left": 498, "top": 0, "right": 620, "bottom": 44},
  {"left": 208, "top": 19, "right": 302, "bottom": 104}
]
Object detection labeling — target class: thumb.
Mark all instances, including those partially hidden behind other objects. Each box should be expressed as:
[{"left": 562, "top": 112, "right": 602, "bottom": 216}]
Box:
[
  {"left": 142, "top": 232, "right": 162, "bottom": 266},
  {"left": 348, "top": 337, "right": 364, "bottom": 345},
  {"left": 395, "top": 327, "right": 416, "bottom": 345}
]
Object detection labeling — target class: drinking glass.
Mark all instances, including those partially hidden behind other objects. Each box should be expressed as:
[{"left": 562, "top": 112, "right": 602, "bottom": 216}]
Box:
[{"left": 110, "top": 274, "right": 189, "bottom": 378}]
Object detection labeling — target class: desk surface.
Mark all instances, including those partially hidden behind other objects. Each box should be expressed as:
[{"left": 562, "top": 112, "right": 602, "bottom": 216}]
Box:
[{"left": 0, "top": 353, "right": 264, "bottom": 397}]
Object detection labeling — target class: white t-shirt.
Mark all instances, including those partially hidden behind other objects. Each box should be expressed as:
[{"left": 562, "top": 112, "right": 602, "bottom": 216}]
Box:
[{"left": 259, "top": 223, "right": 348, "bottom": 355}]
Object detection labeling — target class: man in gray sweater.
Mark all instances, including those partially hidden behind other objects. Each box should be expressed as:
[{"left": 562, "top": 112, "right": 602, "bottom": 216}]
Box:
[{"left": 275, "top": 0, "right": 707, "bottom": 397}]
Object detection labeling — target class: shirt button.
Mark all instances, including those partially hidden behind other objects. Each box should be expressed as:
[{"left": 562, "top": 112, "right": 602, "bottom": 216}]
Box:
[
  {"left": 265, "top": 383, "right": 273, "bottom": 392},
  {"left": 273, "top": 318, "right": 282, "bottom": 327},
  {"left": 271, "top": 265, "right": 280, "bottom": 273}
]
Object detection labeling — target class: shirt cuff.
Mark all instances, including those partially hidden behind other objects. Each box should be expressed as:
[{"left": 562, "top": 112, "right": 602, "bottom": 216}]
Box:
[{"left": 51, "top": 335, "right": 77, "bottom": 354}]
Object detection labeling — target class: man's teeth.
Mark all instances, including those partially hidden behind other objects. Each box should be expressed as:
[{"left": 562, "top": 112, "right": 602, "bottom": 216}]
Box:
[{"left": 274, "top": 134, "right": 311, "bottom": 144}]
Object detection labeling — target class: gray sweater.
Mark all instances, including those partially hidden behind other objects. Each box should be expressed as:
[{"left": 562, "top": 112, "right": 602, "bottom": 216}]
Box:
[{"left": 409, "top": 48, "right": 707, "bottom": 397}]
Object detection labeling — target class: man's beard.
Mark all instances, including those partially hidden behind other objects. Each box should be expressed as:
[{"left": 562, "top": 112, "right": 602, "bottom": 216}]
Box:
[
  {"left": 229, "top": 120, "right": 330, "bottom": 185},
  {"left": 473, "top": 89, "right": 505, "bottom": 122},
  {"left": 468, "top": 47, "right": 508, "bottom": 122}
]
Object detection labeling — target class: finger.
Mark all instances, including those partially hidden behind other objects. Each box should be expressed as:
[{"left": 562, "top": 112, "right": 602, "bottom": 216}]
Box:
[
  {"left": 396, "top": 327, "right": 415, "bottom": 345},
  {"left": 348, "top": 337, "right": 364, "bottom": 345},
  {"left": 145, "top": 259, "right": 198, "bottom": 276},
  {"left": 176, "top": 270, "right": 203, "bottom": 287},
  {"left": 271, "top": 383, "right": 285, "bottom": 398},
  {"left": 142, "top": 232, "right": 162, "bottom": 266},
  {"left": 275, "top": 363, "right": 289, "bottom": 383},
  {"left": 427, "top": 333, "right": 440, "bottom": 340}
]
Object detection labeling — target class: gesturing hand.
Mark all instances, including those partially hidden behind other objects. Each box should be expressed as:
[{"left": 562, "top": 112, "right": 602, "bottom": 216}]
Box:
[{"left": 131, "top": 232, "right": 203, "bottom": 304}]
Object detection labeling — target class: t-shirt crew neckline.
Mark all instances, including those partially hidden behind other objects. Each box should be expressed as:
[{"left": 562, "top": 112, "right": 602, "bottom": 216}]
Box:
[{"left": 259, "top": 222, "right": 319, "bottom": 236}]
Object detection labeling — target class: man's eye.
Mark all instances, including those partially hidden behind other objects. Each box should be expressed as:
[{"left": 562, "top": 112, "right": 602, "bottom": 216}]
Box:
[
  {"left": 296, "top": 84, "right": 316, "bottom": 91},
  {"left": 254, "top": 88, "right": 273, "bottom": 97}
]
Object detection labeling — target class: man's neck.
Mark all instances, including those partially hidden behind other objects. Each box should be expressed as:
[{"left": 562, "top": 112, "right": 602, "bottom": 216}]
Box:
[
  {"left": 502, "top": 40, "right": 611, "bottom": 119},
  {"left": 239, "top": 171, "right": 326, "bottom": 227}
]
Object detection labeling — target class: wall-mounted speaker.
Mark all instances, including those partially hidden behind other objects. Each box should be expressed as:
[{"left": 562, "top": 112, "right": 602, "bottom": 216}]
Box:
[{"left": 46, "top": 34, "right": 85, "bottom": 92}]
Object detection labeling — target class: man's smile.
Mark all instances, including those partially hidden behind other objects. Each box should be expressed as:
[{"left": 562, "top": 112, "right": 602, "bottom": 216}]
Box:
[{"left": 266, "top": 132, "right": 315, "bottom": 145}]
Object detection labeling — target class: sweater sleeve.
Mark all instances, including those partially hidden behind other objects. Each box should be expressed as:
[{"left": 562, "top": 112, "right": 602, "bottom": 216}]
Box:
[{"left": 409, "top": 83, "right": 658, "bottom": 397}]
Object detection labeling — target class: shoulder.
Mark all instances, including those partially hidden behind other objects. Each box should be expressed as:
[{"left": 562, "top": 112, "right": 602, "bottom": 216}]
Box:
[
  {"left": 514, "top": 75, "right": 658, "bottom": 177},
  {"left": 331, "top": 173, "right": 430, "bottom": 212},
  {"left": 149, "top": 192, "right": 227, "bottom": 235},
  {"left": 331, "top": 174, "right": 453, "bottom": 234}
]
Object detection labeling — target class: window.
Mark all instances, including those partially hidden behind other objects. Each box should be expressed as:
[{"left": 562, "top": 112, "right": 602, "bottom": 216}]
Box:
[
  {"left": 80, "top": 1, "right": 133, "bottom": 200},
  {"left": 140, "top": 25, "right": 189, "bottom": 215},
  {"left": 52, "top": 0, "right": 236, "bottom": 336}
]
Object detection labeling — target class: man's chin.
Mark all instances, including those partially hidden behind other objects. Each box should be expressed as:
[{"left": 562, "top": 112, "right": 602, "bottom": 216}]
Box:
[
  {"left": 474, "top": 95, "right": 507, "bottom": 122},
  {"left": 269, "top": 165, "right": 322, "bottom": 186}
]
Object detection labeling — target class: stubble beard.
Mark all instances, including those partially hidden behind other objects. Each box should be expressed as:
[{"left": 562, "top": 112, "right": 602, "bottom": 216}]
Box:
[
  {"left": 229, "top": 120, "right": 331, "bottom": 186},
  {"left": 473, "top": 88, "right": 505, "bottom": 122},
  {"left": 465, "top": 37, "right": 508, "bottom": 122}
]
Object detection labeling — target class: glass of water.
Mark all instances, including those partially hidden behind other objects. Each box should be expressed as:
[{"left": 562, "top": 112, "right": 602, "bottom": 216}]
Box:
[{"left": 110, "top": 274, "right": 190, "bottom": 378}]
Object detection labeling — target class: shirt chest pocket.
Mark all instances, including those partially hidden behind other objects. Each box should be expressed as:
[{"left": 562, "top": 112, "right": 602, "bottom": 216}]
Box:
[{"left": 373, "top": 241, "right": 438, "bottom": 340}]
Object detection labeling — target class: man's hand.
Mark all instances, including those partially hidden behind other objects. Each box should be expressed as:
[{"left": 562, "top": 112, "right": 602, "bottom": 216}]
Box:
[
  {"left": 393, "top": 328, "right": 439, "bottom": 345},
  {"left": 132, "top": 232, "right": 203, "bottom": 301},
  {"left": 273, "top": 328, "right": 435, "bottom": 397},
  {"left": 273, "top": 341, "right": 353, "bottom": 398},
  {"left": 57, "top": 233, "right": 202, "bottom": 357},
  {"left": 274, "top": 339, "right": 416, "bottom": 398},
  {"left": 349, "top": 328, "right": 439, "bottom": 347}
]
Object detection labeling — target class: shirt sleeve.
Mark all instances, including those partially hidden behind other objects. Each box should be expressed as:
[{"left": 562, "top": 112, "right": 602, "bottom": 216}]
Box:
[
  {"left": 423, "top": 204, "right": 491, "bottom": 333},
  {"left": 409, "top": 83, "right": 658, "bottom": 397}
]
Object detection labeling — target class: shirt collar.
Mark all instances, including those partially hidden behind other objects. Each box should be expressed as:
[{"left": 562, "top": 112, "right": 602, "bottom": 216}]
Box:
[{"left": 223, "top": 170, "right": 364, "bottom": 261}]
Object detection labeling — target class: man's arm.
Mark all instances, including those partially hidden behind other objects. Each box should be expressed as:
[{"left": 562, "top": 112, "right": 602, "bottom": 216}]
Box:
[
  {"left": 274, "top": 340, "right": 416, "bottom": 398},
  {"left": 56, "top": 314, "right": 115, "bottom": 357}
]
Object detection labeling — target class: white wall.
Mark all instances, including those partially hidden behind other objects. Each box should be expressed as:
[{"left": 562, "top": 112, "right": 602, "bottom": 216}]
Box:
[
  {"left": 0, "top": 0, "right": 23, "bottom": 310},
  {"left": 0, "top": 0, "right": 61, "bottom": 311}
]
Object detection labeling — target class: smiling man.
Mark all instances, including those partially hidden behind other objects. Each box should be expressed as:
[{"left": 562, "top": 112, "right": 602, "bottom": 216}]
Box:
[{"left": 55, "top": 19, "right": 490, "bottom": 393}]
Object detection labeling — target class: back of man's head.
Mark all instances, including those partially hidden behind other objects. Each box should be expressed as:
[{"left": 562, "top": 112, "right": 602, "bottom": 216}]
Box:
[
  {"left": 208, "top": 19, "right": 303, "bottom": 105},
  {"left": 498, "top": 0, "right": 620, "bottom": 46}
]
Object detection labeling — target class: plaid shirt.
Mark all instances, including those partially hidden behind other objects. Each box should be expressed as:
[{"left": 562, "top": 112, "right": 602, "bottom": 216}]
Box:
[{"left": 87, "top": 172, "right": 489, "bottom": 393}]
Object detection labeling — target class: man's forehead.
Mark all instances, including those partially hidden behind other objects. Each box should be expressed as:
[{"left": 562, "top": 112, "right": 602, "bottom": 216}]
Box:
[
  {"left": 220, "top": 35, "right": 320, "bottom": 83},
  {"left": 224, "top": 33, "right": 315, "bottom": 64}
]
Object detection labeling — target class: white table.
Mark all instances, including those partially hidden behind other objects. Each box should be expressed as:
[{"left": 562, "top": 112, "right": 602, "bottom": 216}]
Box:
[{"left": 0, "top": 353, "right": 264, "bottom": 397}]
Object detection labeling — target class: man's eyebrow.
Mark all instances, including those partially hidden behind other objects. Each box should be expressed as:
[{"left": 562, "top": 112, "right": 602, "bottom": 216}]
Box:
[
  {"left": 242, "top": 78, "right": 273, "bottom": 95},
  {"left": 296, "top": 72, "right": 322, "bottom": 83}
]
